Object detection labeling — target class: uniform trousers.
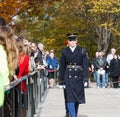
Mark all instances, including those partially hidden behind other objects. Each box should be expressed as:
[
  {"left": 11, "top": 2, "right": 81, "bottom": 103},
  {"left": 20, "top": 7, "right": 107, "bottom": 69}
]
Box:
[
  {"left": 67, "top": 102, "right": 79, "bottom": 117},
  {"left": 63, "top": 89, "right": 69, "bottom": 115}
]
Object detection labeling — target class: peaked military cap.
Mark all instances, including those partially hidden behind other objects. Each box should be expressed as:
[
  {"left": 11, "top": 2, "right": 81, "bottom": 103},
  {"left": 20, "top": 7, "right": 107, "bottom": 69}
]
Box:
[{"left": 67, "top": 33, "right": 78, "bottom": 41}]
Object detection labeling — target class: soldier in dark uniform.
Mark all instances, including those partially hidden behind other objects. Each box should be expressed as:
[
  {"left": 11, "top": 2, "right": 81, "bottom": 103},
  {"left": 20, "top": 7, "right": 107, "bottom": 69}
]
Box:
[{"left": 59, "top": 33, "right": 89, "bottom": 117}]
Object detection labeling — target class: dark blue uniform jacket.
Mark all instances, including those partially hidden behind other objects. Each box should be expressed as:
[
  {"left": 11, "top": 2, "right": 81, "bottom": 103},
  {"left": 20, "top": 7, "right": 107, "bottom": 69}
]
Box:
[{"left": 59, "top": 45, "right": 89, "bottom": 104}]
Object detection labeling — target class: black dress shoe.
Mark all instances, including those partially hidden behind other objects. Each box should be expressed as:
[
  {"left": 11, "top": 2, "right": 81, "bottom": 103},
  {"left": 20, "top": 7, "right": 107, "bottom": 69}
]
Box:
[{"left": 65, "top": 114, "right": 70, "bottom": 117}]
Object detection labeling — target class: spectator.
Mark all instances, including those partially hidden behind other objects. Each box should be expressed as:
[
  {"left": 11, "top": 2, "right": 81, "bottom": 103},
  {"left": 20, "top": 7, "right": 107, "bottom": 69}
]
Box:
[
  {"left": 109, "top": 55, "right": 120, "bottom": 88},
  {"left": 95, "top": 51, "right": 107, "bottom": 88},
  {"left": 106, "top": 48, "right": 116, "bottom": 87},
  {"left": 46, "top": 52, "right": 58, "bottom": 88},
  {"left": 50, "top": 49, "right": 54, "bottom": 53},
  {"left": 16, "top": 37, "right": 30, "bottom": 94},
  {"left": 34, "top": 57, "right": 45, "bottom": 70},
  {"left": 30, "top": 42, "right": 37, "bottom": 70},
  {"left": 37, "top": 43, "right": 44, "bottom": 65},
  {"left": 15, "top": 37, "right": 32, "bottom": 117},
  {"left": 91, "top": 52, "right": 99, "bottom": 82},
  {"left": 106, "top": 48, "right": 116, "bottom": 65},
  {"left": 0, "top": 26, "right": 18, "bottom": 107},
  {"left": 44, "top": 50, "right": 49, "bottom": 60}
]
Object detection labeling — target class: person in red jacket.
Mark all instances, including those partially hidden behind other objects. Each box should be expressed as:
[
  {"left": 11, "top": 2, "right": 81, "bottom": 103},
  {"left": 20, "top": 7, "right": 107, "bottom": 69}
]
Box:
[{"left": 16, "top": 37, "right": 30, "bottom": 94}]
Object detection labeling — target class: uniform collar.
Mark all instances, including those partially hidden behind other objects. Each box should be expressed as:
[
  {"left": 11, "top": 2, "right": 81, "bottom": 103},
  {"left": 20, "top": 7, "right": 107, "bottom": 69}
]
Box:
[{"left": 69, "top": 45, "right": 77, "bottom": 52}]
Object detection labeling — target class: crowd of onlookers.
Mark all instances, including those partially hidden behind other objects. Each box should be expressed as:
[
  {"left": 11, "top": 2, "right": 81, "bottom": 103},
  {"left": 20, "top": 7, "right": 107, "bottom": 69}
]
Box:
[
  {"left": 16, "top": 38, "right": 59, "bottom": 92},
  {"left": 91, "top": 48, "right": 120, "bottom": 88},
  {"left": 0, "top": 17, "right": 59, "bottom": 109}
]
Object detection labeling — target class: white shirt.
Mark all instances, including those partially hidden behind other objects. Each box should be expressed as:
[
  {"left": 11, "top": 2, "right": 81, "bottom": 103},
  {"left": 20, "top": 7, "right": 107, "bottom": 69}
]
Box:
[
  {"left": 106, "top": 54, "right": 114, "bottom": 65},
  {"left": 69, "top": 46, "right": 76, "bottom": 52}
]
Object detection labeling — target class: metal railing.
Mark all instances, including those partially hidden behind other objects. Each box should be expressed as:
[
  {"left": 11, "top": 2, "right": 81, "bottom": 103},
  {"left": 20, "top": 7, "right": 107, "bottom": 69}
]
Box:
[{"left": 0, "top": 70, "right": 48, "bottom": 117}]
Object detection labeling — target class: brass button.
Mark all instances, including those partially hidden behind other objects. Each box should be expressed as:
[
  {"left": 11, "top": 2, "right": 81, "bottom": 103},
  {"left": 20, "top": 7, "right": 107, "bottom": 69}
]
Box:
[
  {"left": 75, "top": 76, "right": 77, "bottom": 78},
  {"left": 69, "top": 75, "right": 71, "bottom": 78},
  {"left": 75, "top": 69, "right": 77, "bottom": 71},
  {"left": 69, "top": 69, "right": 72, "bottom": 71}
]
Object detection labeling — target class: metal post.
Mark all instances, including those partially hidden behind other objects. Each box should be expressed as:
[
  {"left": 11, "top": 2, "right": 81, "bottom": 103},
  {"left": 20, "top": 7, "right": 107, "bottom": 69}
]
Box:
[
  {"left": 30, "top": 77, "right": 36, "bottom": 115},
  {"left": 15, "top": 84, "right": 22, "bottom": 117},
  {"left": 26, "top": 76, "right": 32, "bottom": 117},
  {"left": 0, "top": 107, "right": 3, "bottom": 117},
  {"left": 10, "top": 87, "right": 15, "bottom": 117}
]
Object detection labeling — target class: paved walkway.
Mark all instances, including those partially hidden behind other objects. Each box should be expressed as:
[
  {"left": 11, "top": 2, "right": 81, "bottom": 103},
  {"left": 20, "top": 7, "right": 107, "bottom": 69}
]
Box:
[{"left": 34, "top": 83, "right": 120, "bottom": 117}]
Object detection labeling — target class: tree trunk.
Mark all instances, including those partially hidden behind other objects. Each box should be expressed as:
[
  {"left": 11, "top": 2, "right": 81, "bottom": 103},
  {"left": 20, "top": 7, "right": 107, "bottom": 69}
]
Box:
[{"left": 96, "top": 26, "right": 112, "bottom": 54}]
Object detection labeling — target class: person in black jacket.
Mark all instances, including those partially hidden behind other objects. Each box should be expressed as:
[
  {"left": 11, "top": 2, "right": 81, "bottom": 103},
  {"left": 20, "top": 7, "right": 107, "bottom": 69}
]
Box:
[
  {"left": 91, "top": 52, "right": 99, "bottom": 83},
  {"left": 109, "top": 55, "right": 120, "bottom": 88},
  {"left": 59, "top": 33, "right": 89, "bottom": 117},
  {"left": 37, "top": 43, "right": 44, "bottom": 65},
  {"left": 36, "top": 43, "right": 46, "bottom": 77},
  {"left": 94, "top": 51, "right": 107, "bottom": 88}
]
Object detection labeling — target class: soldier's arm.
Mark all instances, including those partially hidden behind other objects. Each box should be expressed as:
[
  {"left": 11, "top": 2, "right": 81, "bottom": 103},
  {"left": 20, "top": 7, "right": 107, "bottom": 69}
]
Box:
[
  {"left": 82, "top": 50, "right": 89, "bottom": 81},
  {"left": 59, "top": 50, "right": 66, "bottom": 85}
]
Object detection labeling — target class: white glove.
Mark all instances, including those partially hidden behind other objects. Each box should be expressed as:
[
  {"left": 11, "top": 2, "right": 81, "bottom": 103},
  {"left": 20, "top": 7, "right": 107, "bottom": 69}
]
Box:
[
  {"left": 62, "top": 85, "right": 65, "bottom": 89},
  {"left": 84, "top": 82, "right": 88, "bottom": 87},
  {"left": 58, "top": 85, "right": 65, "bottom": 89}
]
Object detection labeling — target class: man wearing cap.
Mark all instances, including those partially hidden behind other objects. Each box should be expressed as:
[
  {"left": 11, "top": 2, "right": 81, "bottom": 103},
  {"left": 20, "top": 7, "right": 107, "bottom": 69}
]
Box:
[{"left": 59, "top": 33, "right": 89, "bottom": 117}]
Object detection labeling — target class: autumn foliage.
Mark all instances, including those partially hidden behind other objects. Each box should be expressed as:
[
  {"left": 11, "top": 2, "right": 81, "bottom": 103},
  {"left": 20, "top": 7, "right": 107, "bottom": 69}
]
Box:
[
  {"left": 1, "top": 0, "right": 120, "bottom": 59},
  {"left": 0, "top": 0, "right": 41, "bottom": 23}
]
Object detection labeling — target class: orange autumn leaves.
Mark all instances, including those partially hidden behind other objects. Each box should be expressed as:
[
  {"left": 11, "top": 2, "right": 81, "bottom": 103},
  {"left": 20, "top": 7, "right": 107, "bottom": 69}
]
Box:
[{"left": 0, "top": 0, "right": 37, "bottom": 23}]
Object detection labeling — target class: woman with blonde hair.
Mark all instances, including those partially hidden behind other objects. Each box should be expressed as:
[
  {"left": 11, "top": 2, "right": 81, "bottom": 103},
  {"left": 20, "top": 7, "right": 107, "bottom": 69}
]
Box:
[
  {"left": 0, "top": 26, "right": 18, "bottom": 107},
  {"left": 15, "top": 36, "right": 31, "bottom": 117},
  {"left": 16, "top": 37, "right": 30, "bottom": 94}
]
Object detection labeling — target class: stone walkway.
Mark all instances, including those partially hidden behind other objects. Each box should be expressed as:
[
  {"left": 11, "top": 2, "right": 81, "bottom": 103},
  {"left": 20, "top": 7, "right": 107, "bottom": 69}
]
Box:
[{"left": 34, "top": 83, "right": 120, "bottom": 117}]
